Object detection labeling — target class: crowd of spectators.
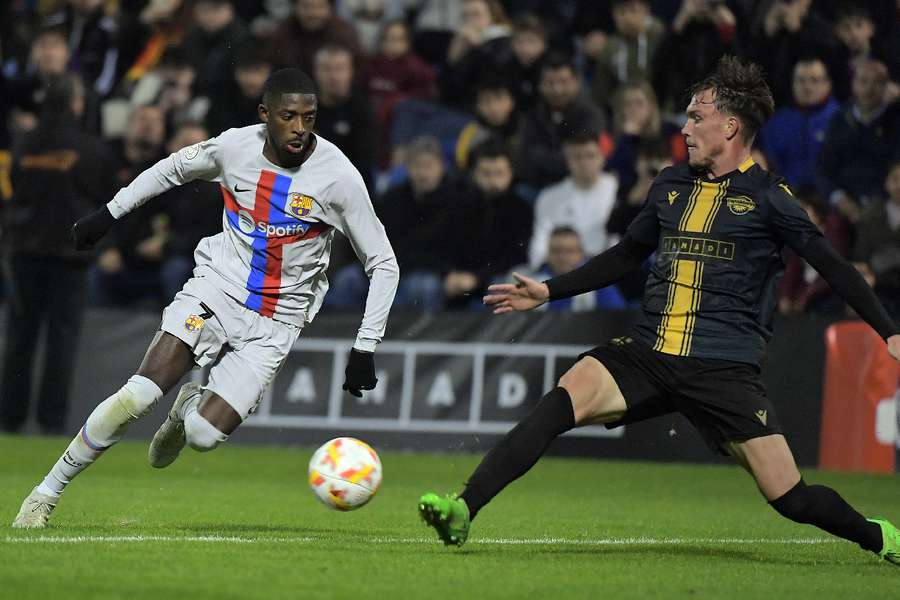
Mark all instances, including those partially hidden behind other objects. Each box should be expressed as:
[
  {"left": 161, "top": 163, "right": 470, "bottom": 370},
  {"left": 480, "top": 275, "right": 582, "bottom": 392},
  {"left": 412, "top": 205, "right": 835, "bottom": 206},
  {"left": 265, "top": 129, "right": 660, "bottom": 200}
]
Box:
[{"left": 1, "top": 0, "right": 899, "bottom": 322}]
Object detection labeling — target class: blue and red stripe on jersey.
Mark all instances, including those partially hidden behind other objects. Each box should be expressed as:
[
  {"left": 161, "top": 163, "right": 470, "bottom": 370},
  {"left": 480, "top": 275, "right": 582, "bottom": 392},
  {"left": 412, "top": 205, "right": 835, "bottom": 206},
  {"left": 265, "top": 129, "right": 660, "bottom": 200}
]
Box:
[{"left": 220, "top": 169, "right": 328, "bottom": 317}]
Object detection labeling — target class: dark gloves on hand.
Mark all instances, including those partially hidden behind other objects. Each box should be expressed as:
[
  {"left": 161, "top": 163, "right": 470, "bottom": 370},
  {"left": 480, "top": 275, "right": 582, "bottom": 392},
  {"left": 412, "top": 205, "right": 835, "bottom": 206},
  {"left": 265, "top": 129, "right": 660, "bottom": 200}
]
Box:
[
  {"left": 71, "top": 206, "right": 116, "bottom": 250},
  {"left": 343, "top": 349, "right": 377, "bottom": 397}
]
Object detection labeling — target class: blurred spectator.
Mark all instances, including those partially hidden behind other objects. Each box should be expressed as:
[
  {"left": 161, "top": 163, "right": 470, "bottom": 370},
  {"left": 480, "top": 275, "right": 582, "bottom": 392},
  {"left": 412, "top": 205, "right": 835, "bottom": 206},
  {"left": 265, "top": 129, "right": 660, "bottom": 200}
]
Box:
[
  {"left": 817, "top": 59, "right": 900, "bottom": 224},
  {"left": 587, "top": 0, "right": 665, "bottom": 113},
  {"left": 505, "top": 13, "right": 548, "bottom": 112},
  {"left": 442, "top": 0, "right": 513, "bottom": 108},
  {"left": 652, "top": 0, "right": 738, "bottom": 116},
  {"left": 832, "top": 3, "right": 900, "bottom": 103},
  {"left": 367, "top": 19, "right": 437, "bottom": 166},
  {"left": 1, "top": 74, "right": 115, "bottom": 434},
  {"left": 155, "top": 122, "right": 223, "bottom": 301},
  {"left": 519, "top": 227, "right": 627, "bottom": 312},
  {"left": 8, "top": 26, "right": 77, "bottom": 137},
  {"left": 608, "top": 136, "right": 672, "bottom": 238},
  {"left": 515, "top": 54, "right": 608, "bottom": 190},
  {"left": 91, "top": 104, "right": 169, "bottom": 307},
  {"left": 337, "top": 0, "right": 405, "bottom": 54},
  {"left": 182, "top": 0, "right": 250, "bottom": 97},
  {"left": 778, "top": 187, "right": 851, "bottom": 316},
  {"left": 454, "top": 81, "right": 523, "bottom": 171},
  {"left": 314, "top": 44, "right": 377, "bottom": 191},
  {"left": 204, "top": 48, "right": 271, "bottom": 135},
  {"left": 605, "top": 80, "right": 687, "bottom": 193},
  {"left": 44, "top": 0, "right": 119, "bottom": 97},
  {"left": 118, "top": 0, "right": 195, "bottom": 88},
  {"left": 758, "top": 57, "right": 839, "bottom": 189},
  {"left": 408, "top": 0, "right": 463, "bottom": 67},
  {"left": 129, "top": 49, "right": 207, "bottom": 132},
  {"left": 529, "top": 131, "right": 618, "bottom": 269},
  {"left": 266, "top": 0, "right": 364, "bottom": 78},
  {"left": 447, "top": 141, "right": 532, "bottom": 306},
  {"left": 752, "top": 0, "right": 842, "bottom": 106},
  {"left": 853, "top": 160, "right": 900, "bottom": 318},
  {"left": 374, "top": 136, "right": 470, "bottom": 311}
]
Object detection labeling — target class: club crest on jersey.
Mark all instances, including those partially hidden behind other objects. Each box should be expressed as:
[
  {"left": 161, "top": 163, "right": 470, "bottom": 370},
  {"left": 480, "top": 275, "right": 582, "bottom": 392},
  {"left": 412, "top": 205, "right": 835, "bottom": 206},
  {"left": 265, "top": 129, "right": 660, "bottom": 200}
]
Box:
[
  {"left": 726, "top": 195, "right": 755, "bottom": 216},
  {"left": 287, "top": 193, "right": 314, "bottom": 218},
  {"left": 184, "top": 314, "right": 205, "bottom": 332}
]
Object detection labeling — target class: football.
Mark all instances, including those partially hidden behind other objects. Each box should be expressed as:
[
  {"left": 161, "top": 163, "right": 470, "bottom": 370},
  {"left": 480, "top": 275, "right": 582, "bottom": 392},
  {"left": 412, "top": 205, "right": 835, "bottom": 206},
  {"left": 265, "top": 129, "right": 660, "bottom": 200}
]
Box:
[{"left": 308, "top": 437, "right": 382, "bottom": 511}]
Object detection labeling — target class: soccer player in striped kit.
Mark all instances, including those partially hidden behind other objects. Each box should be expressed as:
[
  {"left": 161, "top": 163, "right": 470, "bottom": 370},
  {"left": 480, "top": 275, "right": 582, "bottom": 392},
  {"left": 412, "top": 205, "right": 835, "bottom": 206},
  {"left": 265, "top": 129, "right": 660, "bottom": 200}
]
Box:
[{"left": 13, "top": 68, "right": 399, "bottom": 528}]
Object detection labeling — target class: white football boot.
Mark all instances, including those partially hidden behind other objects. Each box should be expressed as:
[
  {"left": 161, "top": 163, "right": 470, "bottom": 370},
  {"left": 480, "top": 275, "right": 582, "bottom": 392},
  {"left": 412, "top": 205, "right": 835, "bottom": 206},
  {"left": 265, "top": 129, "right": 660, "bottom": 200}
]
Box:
[
  {"left": 12, "top": 487, "right": 58, "bottom": 529},
  {"left": 148, "top": 382, "right": 202, "bottom": 468}
]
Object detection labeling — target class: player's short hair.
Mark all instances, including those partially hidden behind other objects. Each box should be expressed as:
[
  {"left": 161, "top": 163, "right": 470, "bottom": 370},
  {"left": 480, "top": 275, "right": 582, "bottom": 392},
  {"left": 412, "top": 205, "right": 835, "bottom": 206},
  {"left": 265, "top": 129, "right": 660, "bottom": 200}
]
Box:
[
  {"left": 263, "top": 68, "right": 317, "bottom": 106},
  {"left": 688, "top": 55, "right": 775, "bottom": 145}
]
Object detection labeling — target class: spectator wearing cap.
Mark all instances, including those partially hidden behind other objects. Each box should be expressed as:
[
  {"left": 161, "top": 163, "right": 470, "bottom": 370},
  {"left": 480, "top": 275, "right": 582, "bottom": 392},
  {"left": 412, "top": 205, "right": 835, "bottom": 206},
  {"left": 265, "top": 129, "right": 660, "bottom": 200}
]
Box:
[
  {"left": 515, "top": 54, "right": 607, "bottom": 190},
  {"left": 758, "top": 57, "right": 840, "bottom": 190}
]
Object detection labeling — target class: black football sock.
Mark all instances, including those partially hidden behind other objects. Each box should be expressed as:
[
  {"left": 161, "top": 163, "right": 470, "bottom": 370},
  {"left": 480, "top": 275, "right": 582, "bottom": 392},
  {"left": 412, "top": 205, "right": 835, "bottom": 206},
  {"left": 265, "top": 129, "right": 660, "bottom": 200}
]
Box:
[
  {"left": 770, "top": 480, "right": 883, "bottom": 553},
  {"left": 460, "top": 387, "right": 575, "bottom": 520}
]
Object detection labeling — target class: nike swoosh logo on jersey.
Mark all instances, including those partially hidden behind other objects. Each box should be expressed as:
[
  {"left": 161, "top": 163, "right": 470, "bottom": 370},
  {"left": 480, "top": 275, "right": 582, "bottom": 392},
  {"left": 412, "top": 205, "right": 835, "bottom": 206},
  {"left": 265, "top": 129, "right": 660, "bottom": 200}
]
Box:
[{"left": 234, "top": 184, "right": 251, "bottom": 193}]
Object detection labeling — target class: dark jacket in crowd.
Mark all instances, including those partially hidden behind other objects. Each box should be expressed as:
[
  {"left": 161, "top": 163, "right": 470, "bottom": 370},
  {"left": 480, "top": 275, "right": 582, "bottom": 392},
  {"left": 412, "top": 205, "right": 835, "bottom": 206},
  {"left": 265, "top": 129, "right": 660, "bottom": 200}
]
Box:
[
  {"left": 4, "top": 121, "right": 115, "bottom": 261},
  {"left": 265, "top": 14, "right": 364, "bottom": 77},
  {"left": 316, "top": 94, "right": 378, "bottom": 191},
  {"left": 375, "top": 174, "right": 470, "bottom": 274},
  {"left": 515, "top": 95, "right": 606, "bottom": 188},
  {"left": 817, "top": 100, "right": 900, "bottom": 205},
  {"left": 45, "top": 4, "right": 119, "bottom": 96},
  {"left": 182, "top": 18, "right": 250, "bottom": 97}
]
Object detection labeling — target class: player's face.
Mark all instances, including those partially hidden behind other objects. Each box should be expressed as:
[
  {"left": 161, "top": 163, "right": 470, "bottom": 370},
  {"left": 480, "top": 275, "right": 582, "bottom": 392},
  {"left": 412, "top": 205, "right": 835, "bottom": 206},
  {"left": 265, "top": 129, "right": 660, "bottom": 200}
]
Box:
[
  {"left": 682, "top": 90, "right": 728, "bottom": 172},
  {"left": 260, "top": 93, "right": 317, "bottom": 167}
]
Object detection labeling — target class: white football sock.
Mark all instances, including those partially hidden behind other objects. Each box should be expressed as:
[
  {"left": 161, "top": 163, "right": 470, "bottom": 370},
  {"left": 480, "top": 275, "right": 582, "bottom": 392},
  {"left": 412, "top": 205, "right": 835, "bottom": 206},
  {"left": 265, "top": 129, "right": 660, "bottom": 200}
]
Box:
[
  {"left": 37, "top": 375, "right": 163, "bottom": 498},
  {"left": 184, "top": 411, "right": 228, "bottom": 452}
]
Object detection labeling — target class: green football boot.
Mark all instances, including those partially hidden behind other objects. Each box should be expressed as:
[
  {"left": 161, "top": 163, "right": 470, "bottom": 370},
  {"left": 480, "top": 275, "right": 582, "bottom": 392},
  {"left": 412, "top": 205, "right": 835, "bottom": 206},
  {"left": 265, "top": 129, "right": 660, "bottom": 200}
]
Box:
[
  {"left": 868, "top": 518, "right": 900, "bottom": 565},
  {"left": 418, "top": 492, "right": 470, "bottom": 547}
]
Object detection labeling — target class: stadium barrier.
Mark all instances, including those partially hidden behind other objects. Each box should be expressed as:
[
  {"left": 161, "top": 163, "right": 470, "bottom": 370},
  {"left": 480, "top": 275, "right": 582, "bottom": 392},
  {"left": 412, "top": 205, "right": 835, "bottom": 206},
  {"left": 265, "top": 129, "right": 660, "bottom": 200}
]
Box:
[
  {"left": 818, "top": 322, "right": 900, "bottom": 473},
  {"left": 1, "top": 308, "right": 848, "bottom": 466}
]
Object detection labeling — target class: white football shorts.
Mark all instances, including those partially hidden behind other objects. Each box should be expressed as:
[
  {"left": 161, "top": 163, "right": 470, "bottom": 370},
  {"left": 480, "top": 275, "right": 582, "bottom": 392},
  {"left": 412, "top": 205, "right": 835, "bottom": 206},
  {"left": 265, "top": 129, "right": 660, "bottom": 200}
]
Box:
[{"left": 160, "top": 275, "right": 301, "bottom": 419}]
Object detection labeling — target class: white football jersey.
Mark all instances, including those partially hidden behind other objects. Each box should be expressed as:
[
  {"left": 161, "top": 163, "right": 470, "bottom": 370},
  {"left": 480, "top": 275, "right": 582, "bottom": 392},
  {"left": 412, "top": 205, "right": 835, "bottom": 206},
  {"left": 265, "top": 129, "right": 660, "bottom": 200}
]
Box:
[{"left": 107, "top": 125, "right": 398, "bottom": 351}]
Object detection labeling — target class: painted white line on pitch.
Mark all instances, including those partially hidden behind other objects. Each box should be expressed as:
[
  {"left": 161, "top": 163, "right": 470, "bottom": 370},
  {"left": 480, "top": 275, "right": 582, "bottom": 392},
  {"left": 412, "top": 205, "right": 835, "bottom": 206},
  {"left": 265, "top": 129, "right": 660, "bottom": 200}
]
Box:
[{"left": 2, "top": 535, "right": 837, "bottom": 545}]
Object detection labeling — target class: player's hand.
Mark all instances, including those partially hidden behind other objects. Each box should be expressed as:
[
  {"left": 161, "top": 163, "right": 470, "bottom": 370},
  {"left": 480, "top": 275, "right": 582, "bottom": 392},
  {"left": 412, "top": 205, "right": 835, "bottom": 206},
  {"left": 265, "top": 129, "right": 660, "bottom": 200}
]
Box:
[
  {"left": 483, "top": 272, "right": 549, "bottom": 314},
  {"left": 71, "top": 206, "right": 116, "bottom": 250},
  {"left": 343, "top": 349, "right": 377, "bottom": 398},
  {"left": 887, "top": 335, "right": 900, "bottom": 362}
]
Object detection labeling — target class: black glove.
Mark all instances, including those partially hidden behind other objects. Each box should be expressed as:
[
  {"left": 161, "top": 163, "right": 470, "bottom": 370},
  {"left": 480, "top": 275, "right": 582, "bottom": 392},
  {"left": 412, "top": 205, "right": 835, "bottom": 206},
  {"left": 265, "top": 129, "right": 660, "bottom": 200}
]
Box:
[
  {"left": 71, "top": 206, "right": 116, "bottom": 250},
  {"left": 343, "top": 349, "right": 377, "bottom": 397}
]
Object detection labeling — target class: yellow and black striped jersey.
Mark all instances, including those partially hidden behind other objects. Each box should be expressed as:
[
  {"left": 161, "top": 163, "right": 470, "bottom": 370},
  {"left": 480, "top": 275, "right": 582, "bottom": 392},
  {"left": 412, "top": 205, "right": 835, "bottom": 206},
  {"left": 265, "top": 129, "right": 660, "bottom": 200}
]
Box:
[{"left": 627, "top": 158, "right": 822, "bottom": 366}]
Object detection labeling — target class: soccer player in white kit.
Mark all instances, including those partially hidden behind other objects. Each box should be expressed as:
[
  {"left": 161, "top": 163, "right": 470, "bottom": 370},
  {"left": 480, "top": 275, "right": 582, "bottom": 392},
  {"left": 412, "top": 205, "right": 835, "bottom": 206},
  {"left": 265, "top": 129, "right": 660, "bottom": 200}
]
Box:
[{"left": 12, "top": 68, "right": 399, "bottom": 528}]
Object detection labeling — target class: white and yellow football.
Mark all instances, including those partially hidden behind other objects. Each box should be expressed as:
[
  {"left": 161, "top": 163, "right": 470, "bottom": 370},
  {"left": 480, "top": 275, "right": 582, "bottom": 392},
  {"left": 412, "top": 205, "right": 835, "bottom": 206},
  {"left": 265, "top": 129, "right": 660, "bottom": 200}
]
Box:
[{"left": 308, "top": 437, "right": 382, "bottom": 511}]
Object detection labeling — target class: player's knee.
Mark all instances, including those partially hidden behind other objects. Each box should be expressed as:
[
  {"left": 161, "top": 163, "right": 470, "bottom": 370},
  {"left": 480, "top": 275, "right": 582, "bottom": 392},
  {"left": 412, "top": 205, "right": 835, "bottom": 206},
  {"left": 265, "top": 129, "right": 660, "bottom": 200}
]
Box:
[
  {"left": 769, "top": 479, "right": 811, "bottom": 523},
  {"left": 184, "top": 411, "right": 228, "bottom": 452},
  {"left": 117, "top": 375, "right": 164, "bottom": 419},
  {"left": 558, "top": 359, "right": 620, "bottom": 425}
]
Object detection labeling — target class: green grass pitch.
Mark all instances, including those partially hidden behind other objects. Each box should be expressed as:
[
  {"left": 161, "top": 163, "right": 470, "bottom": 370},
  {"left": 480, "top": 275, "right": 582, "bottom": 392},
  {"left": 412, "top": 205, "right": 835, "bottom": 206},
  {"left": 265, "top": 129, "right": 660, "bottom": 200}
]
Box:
[{"left": 2, "top": 434, "right": 898, "bottom": 599}]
